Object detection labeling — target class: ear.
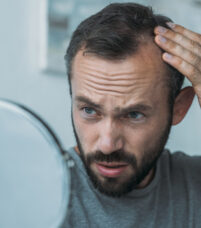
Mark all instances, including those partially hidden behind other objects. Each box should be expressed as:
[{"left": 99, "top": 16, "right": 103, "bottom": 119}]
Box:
[{"left": 172, "top": 86, "right": 195, "bottom": 126}]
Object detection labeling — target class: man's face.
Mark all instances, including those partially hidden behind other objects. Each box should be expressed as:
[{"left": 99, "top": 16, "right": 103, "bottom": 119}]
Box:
[{"left": 71, "top": 41, "right": 172, "bottom": 197}]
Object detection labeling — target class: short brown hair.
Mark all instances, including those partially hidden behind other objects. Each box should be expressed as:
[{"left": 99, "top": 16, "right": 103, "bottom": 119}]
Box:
[{"left": 65, "top": 2, "right": 184, "bottom": 106}]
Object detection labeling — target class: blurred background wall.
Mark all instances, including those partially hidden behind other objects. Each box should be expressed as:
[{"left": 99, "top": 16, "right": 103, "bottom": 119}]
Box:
[{"left": 0, "top": 0, "right": 201, "bottom": 155}]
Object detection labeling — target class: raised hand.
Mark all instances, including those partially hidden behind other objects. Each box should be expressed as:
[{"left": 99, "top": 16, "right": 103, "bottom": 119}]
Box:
[{"left": 154, "top": 22, "right": 201, "bottom": 107}]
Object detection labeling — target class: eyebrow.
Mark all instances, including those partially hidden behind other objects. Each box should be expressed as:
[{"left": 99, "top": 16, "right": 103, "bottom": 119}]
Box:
[
  {"left": 75, "top": 96, "right": 103, "bottom": 109},
  {"left": 75, "top": 95, "right": 153, "bottom": 114}
]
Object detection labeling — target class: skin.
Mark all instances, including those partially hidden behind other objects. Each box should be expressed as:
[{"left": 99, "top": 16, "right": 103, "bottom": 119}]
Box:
[{"left": 70, "top": 37, "right": 194, "bottom": 196}]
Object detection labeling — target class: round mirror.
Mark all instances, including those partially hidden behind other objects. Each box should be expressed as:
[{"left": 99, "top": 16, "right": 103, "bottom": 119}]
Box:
[{"left": 0, "top": 99, "right": 71, "bottom": 228}]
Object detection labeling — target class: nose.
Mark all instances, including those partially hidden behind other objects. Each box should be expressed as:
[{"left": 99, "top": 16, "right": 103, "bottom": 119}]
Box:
[{"left": 97, "top": 119, "right": 124, "bottom": 154}]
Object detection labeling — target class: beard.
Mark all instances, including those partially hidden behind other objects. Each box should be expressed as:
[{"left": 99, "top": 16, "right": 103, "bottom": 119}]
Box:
[{"left": 71, "top": 113, "right": 172, "bottom": 198}]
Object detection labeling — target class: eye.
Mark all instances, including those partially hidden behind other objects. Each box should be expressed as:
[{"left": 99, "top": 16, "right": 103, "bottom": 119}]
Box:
[
  {"left": 127, "top": 111, "right": 144, "bottom": 120},
  {"left": 82, "top": 107, "right": 97, "bottom": 116}
]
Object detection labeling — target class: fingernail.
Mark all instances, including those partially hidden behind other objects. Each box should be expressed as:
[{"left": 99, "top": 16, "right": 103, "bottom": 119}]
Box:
[
  {"left": 157, "top": 26, "right": 167, "bottom": 34},
  {"left": 166, "top": 22, "right": 175, "bottom": 29},
  {"left": 158, "top": 35, "right": 167, "bottom": 43},
  {"left": 164, "top": 53, "right": 173, "bottom": 59}
]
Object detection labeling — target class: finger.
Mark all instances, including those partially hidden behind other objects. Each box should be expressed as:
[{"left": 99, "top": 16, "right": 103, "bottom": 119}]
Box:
[
  {"left": 164, "top": 53, "right": 201, "bottom": 107},
  {"left": 155, "top": 35, "right": 201, "bottom": 72},
  {"left": 166, "top": 23, "right": 201, "bottom": 45},
  {"left": 162, "top": 52, "right": 201, "bottom": 87},
  {"left": 154, "top": 26, "right": 201, "bottom": 57}
]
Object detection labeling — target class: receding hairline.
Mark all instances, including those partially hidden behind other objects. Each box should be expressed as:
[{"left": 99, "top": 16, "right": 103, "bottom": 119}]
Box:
[{"left": 70, "top": 34, "right": 169, "bottom": 81}]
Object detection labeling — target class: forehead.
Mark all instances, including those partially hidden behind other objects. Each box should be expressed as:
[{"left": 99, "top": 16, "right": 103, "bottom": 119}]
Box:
[{"left": 71, "top": 41, "right": 169, "bottom": 107}]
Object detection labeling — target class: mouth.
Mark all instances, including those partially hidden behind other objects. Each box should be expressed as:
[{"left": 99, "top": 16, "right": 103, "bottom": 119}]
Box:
[{"left": 95, "top": 162, "right": 129, "bottom": 178}]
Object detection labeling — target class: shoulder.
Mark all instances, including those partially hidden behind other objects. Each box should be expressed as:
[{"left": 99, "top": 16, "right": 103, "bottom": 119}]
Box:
[
  {"left": 161, "top": 150, "right": 201, "bottom": 186},
  {"left": 169, "top": 151, "right": 201, "bottom": 172},
  {"left": 158, "top": 151, "right": 201, "bottom": 218}
]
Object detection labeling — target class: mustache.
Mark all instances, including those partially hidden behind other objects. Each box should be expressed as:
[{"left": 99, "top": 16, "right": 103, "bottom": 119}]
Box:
[{"left": 85, "top": 150, "right": 137, "bottom": 166}]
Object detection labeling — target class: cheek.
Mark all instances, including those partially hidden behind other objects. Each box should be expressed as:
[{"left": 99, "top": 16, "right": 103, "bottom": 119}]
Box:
[
  {"left": 124, "top": 118, "right": 169, "bottom": 153},
  {"left": 73, "top": 108, "right": 98, "bottom": 152},
  {"left": 124, "top": 128, "right": 152, "bottom": 152}
]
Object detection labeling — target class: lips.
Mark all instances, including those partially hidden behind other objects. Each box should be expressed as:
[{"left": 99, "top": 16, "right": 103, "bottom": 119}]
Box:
[{"left": 95, "top": 162, "right": 128, "bottom": 178}]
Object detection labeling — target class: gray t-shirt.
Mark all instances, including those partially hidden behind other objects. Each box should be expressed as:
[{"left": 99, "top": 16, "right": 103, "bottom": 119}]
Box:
[{"left": 62, "top": 147, "right": 201, "bottom": 228}]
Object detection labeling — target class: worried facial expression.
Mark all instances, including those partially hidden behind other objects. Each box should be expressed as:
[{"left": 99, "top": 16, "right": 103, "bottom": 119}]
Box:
[{"left": 71, "top": 41, "right": 172, "bottom": 197}]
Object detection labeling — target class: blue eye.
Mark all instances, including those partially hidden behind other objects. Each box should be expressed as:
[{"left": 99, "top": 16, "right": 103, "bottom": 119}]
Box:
[
  {"left": 83, "top": 107, "right": 96, "bottom": 115},
  {"left": 127, "top": 112, "right": 144, "bottom": 120}
]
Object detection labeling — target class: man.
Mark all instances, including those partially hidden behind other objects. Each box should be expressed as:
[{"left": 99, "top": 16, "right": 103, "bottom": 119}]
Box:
[{"left": 63, "top": 3, "right": 201, "bottom": 227}]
